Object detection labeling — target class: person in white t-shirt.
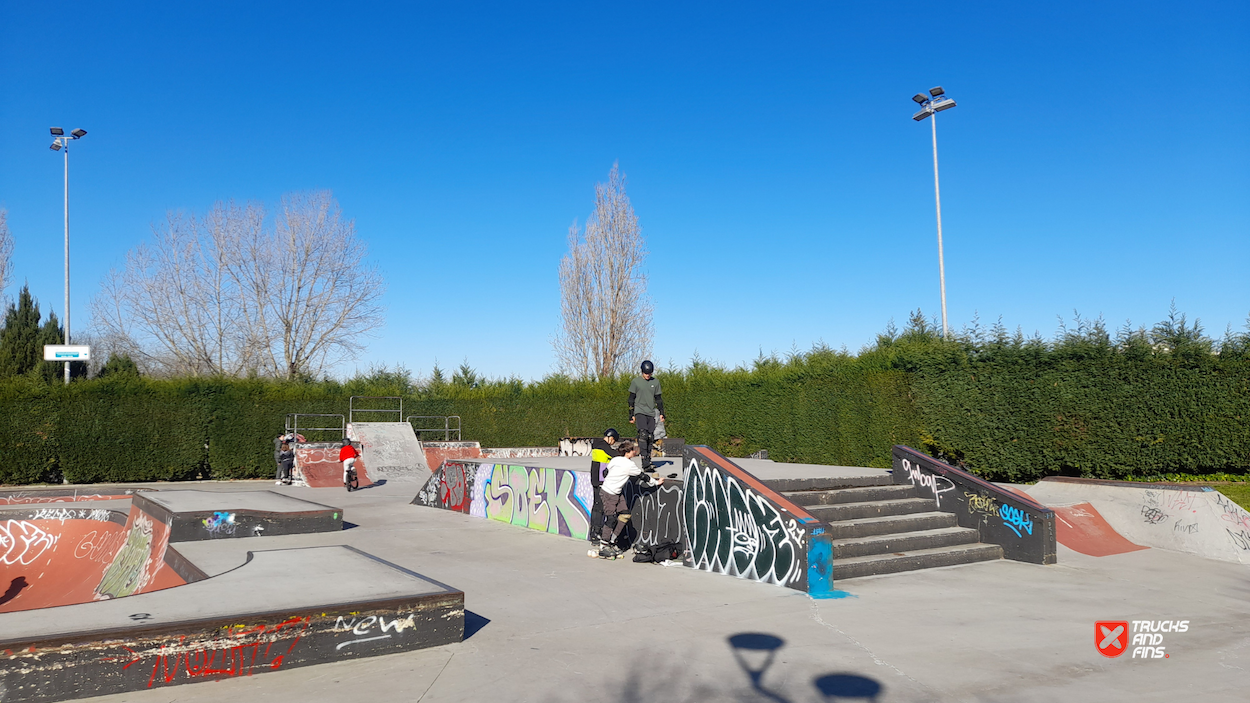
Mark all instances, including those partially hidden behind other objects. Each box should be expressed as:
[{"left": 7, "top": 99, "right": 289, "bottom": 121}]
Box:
[{"left": 597, "top": 440, "right": 663, "bottom": 557}]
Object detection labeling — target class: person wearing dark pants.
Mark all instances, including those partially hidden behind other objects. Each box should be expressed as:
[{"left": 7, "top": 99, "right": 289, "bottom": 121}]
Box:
[
  {"left": 597, "top": 441, "right": 663, "bottom": 557},
  {"left": 628, "top": 360, "right": 665, "bottom": 470},
  {"left": 276, "top": 442, "right": 294, "bottom": 485},
  {"left": 588, "top": 428, "right": 621, "bottom": 546}
]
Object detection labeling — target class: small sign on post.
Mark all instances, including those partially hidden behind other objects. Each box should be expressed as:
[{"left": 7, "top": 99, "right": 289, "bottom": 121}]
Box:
[{"left": 43, "top": 345, "right": 90, "bottom": 361}]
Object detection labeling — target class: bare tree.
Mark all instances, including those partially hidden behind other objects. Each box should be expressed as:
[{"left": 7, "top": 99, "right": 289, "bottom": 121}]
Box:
[
  {"left": 554, "top": 164, "right": 653, "bottom": 378},
  {"left": 0, "top": 209, "right": 13, "bottom": 295},
  {"left": 92, "top": 191, "right": 384, "bottom": 379},
  {"left": 233, "top": 191, "right": 385, "bottom": 379}
]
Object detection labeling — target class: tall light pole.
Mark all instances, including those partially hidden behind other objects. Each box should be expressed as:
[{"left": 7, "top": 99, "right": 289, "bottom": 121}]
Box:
[
  {"left": 49, "top": 127, "right": 86, "bottom": 384},
  {"left": 911, "top": 87, "right": 956, "bottom": 339}
]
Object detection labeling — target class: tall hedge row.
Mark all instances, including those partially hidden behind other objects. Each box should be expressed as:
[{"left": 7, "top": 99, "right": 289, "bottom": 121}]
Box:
[{"left": 1, "top": 316, "right": 1247, "bottom": 485}]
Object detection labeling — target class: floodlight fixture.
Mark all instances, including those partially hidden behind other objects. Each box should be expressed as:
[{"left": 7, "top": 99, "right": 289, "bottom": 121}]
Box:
[
  {"left": 931, "top": 97, "right": 957, "bottom": 112},
  {"left": 929, "top": 86, "right": 945, "bottom": 97},
  {"left": 70, "top": 128, "right": 87, "bottom": 138},
  {"left": 50, "top": 142, "right": 62, "bottom": 151},
  {"left": 913, "top": 108, "right": 932, "bottom": 121},
  {"left": 50, "top": 127, "right": 64, "bottom": 136},
  {"left": 912, "top": 93, "right": 928, "bottom": 104}
]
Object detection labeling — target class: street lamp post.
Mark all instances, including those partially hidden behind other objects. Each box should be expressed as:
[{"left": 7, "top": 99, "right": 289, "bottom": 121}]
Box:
[
  {"left": 49, "top": 127, "right": 86, "bottom": 384},
  {"left": 911, "top": 87, "right": 956, "bottom": 339}
]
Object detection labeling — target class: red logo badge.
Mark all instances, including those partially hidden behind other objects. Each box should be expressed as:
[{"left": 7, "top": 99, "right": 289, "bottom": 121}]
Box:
[{"left": 1096, "top": 621, "right": 1129, "bottom": 658}]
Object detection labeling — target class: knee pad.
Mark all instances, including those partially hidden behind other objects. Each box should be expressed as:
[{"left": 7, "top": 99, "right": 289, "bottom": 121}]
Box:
[{"left": 617, "top": 514, "right": 631, "bottom": 524}]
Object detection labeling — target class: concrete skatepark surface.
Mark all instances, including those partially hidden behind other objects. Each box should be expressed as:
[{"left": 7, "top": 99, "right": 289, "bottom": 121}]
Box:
[{"left": 10, "top": 477, "right": 1240, "bottom": 703}]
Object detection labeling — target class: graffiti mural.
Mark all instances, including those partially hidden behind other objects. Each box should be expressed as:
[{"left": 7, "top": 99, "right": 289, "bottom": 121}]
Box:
[
  {"left": 683, "top": 456, "right": 805, "bottom": 586},
  {"left": 1, "top": 520, "right": 58, "bottom": 566},
  {"left": 892, "top": 445, "right": 1056, "bottom": 564},
  {"left": 478, "top": 464, "right": 592, "bottom": 539},
  {"left": 631, "top": 481, "right": 686, "bottom": 552},
  {"left": 96, "top": 512, "right": 170, "bottom": 599},
  {"left": 202, "top": 512, "right": 238, "bottom": 536},
  {"left": 414, "top": 461, "right": 593, "bottom": 540}
]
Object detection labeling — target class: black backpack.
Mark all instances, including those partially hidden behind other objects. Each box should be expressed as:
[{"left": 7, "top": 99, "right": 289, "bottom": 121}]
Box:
[{"left": 633, "top": 541, "right": 683, "bottom": 563}]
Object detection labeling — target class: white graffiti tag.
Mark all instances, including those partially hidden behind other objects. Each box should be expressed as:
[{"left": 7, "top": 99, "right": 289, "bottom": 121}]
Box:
[
  {"left": 901, "top": 459, "right": 956, "bottom": 508},
  {"left": 683, "top": 458, "right": 803, "bottom": 586},
  {"left": 1, "top": 520, "right": 59, "bottom": 565},
  {"left": 333, "top": 613, "right": 418, "bottom": 650}
]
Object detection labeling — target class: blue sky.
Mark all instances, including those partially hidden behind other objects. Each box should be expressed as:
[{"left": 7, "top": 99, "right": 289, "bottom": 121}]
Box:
[{"left": 1, "top": 2, "right": 1247, "bottom": 380}]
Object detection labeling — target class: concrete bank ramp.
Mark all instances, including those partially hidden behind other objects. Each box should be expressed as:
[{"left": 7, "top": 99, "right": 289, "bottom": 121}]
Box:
[
  {"left": 349, "top": 422, "right": 431, "bottom": 485},
  {"left": 136, "top": 490, "right": 342, "bottom": 541},
  {"left": 0, "top": 500, "right": 200, "bottom": 613},
  {"left": 1022, "top": 478, "right": 1250, "bottom": 565},
  {"left": 0, "top": 545, "right": 464, "bottom": 703}
]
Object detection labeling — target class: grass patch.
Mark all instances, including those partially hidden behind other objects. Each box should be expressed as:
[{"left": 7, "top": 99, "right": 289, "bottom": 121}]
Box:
[{"left": 1213, "top": 483, "right": 1250, "bottom": 512}]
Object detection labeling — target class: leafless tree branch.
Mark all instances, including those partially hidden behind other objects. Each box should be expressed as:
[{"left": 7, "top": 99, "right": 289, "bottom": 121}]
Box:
[{"left": 554, "top": 164, "right": 653, "bottom": 378}]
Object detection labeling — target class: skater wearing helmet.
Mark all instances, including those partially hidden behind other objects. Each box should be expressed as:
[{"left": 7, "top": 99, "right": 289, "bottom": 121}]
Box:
[
  {"left": 339, "top": 437, "right": 360, "bottom": 491},
  {"left": 588, "top": 428, "right": 621, "bottom": 547},
  {"left": 628, "top": 360, "right": 665, "bottom": 471}
]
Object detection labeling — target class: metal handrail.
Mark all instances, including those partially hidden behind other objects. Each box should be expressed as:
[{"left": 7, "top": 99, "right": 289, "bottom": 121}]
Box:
[
  {"left": 348, "top": 396, "right": 403, "bottom": 424},
  {"left": 406, "top": 415, "right": 462, "bottom": 442},
  {"left": 284, "top": 413, "right": 346, "bottom": 440}
]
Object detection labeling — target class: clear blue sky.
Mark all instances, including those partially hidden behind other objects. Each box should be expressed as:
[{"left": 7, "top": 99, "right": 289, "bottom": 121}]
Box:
[{"left": 2, "top": 2, "right": 1247, "bottom": 381}]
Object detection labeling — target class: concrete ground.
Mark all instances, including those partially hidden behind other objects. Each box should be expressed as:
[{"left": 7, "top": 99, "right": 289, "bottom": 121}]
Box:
[{"left": 55, "top": 479, "right": 1250, "bottom": 703}]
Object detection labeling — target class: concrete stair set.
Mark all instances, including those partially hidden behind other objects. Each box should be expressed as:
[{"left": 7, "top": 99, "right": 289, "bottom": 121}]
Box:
[{"left": 773, "top": 475, "right": 1003, "bottom": 579}]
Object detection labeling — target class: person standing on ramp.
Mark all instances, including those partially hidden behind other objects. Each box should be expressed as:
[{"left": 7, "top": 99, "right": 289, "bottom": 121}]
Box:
[
  {"left": 628, "top": 360, "right": 665, "bottom": 471},
  {"left": 588, "top": 428, "right": 621, "bottom": 547}
]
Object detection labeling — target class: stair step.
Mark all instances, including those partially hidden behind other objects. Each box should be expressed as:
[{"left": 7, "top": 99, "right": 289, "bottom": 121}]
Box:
[
  {"left": 783, "top": 484, "right": 917, "bottom": 506},
  {"left": 831, "top": 526, "right": 981, "bottom": 559},
  {"left": 807, "top": 497, "right": 936, "bottom": 521},
  {"left": 825, "top": 511, "right": 958, "bottom": 539},
  {"left": 833, "top": 543, "right": 1004, "bottom": 580},
  {"left": 763, "top": 475, "right": 893, "bottom": 493}
]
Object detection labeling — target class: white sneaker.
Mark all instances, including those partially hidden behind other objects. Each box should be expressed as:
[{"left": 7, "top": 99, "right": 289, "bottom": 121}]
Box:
[{"left": 275, "top": 481, "right": 283, "bottom": 485}]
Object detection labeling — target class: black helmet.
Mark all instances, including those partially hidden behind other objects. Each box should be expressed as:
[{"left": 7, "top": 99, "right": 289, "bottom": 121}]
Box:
[
  {"left": 640, "top": 360, "right": 654, "bottom": 374},
  {"left": 341, "top": 438, "right": 351, "bottom": 446},
  {"left": 604, "top": 428, "right": 620, "bottom": 440}
]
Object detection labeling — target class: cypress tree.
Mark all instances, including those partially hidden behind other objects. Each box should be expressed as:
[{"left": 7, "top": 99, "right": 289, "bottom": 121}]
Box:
[{"left": 0, "top": 285, "right": 43, "bottom": 377}]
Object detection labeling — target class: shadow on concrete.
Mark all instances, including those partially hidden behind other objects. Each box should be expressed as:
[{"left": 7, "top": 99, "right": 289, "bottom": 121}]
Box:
[
  {"left": 813, "top": 673, "right": 883, "bottom": 701},
  {"left": 357, "top": 478, "right": 387, "bottom": 490},
  {"left": 0, "top": 577, "right": 28, "bottom": 606},
  {"left": 727, "top": 632, "right": 790, "bottom": 703},
  {"left": 464, "top": 610, "right": 490, "bottom": 640},
  {"left": 342, "top": 521, "right": 360, "bottom": 530}
]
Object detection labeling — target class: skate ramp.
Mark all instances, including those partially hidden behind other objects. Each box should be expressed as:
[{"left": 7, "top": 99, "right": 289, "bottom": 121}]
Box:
[
  {"left": 135, "top": 491, "right": 342, "bottom": 541},
  {"left": 1022, "top": 478, "right": 1250, "bottom": 564},
  {"left": 294, "top": 443, "right": 373, "bottom": 488},
  {"left": 349, "top": 422, "right": 431, "bottom": 484},
  {"left": 0, "top": 545, "right": 463, "bottom": 703},
  {"left": 1050, "top": 502, "right": 1149, "bottom": 557},
  {"left": 0, "top": 501, "right": 200, "bottom": 613}
]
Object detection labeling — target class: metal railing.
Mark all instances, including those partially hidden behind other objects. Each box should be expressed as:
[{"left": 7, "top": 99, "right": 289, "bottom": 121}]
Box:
[
  {"left": 349, "top": 396, "right": 403, "bottom": 424},
  {"left": 406, "top": 415, "right": 462, "bottom": 442},
  {"left": 284, "top": 413, "right": 346, "bottom": 441}
]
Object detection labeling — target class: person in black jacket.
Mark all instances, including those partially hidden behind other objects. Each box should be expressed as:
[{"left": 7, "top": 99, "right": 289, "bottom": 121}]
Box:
[{"left": 587, "top": 428, "right": 621, "bottom": 546}]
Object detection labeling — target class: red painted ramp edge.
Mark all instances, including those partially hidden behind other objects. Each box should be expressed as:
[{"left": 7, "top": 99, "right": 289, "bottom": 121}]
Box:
[{"left": 1052, "top": 502, "right": 1149, "bottom": 557}]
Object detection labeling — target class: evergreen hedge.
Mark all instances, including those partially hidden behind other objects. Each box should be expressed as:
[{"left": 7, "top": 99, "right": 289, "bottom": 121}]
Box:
[{"left": 1, "top": 312, "right": 1247, "bottom": 486}]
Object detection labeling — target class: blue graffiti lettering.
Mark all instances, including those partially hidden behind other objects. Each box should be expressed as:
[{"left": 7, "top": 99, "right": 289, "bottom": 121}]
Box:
[{"left": 999, "top": 504, "right": 1033, "bottom": 537}]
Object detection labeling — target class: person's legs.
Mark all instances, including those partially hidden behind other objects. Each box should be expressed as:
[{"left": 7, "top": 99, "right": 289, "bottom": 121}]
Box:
[
  {"left": 343, "top": 457, "right": 355, "bottom": 483},
  {"left": 600, "top": 491, "right": 631, "bottom": 545},
  {"left": 635, "top": 414, "right": 656, "bottom": 468},
  {"left": 589, "top": 479, "right": 604, "bottom": 544}
]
